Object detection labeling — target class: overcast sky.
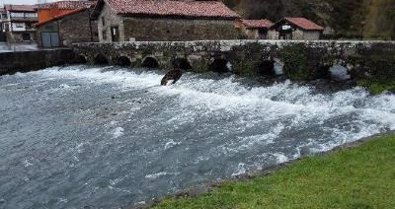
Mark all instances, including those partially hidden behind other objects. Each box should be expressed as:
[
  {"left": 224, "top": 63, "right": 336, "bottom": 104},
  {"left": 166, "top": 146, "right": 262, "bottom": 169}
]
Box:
[{"left": 1, "top": 0, "right": 56, "bottom": 6}]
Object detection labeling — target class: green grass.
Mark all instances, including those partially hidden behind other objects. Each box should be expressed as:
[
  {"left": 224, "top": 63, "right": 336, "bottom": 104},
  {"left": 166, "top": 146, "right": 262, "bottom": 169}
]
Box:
[{"left": 152, "top": 134, "right": 395, "bottom": 209}]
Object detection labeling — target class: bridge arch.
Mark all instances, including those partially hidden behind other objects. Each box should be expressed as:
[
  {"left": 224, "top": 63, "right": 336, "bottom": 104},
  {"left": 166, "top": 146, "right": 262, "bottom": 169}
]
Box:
[
  {"left": 75, "top": 54, "right": 87, "bottom": 64},
  {"left": 141, "top": 56, "right": 159, "bottom": 69},
  {"left": 94, "top": 54, "right": 109, "bottom": 65},
  {"left": 113, "top": 55, "right": 132, "bottom": 67},
  {"left": 172, "top": 58, "right": 192, "bottom": 70},
  {"left": 209, "top": 58, "right": 231, "bottom": 73},
  {"left": 256, "top": 59, "right": 275, "bottom": 76},
  {"left": 329, "top": 64, "right": 351, "bottom": 81}
]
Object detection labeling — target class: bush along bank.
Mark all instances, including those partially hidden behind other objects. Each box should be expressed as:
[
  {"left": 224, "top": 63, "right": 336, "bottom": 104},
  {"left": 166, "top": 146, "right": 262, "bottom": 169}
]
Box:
[{"left": 348, "top": 43, "right": 395, "bottom": 94}]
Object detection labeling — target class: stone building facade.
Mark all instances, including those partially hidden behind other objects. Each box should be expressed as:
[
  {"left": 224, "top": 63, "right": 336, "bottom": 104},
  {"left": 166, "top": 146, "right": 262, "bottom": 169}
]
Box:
[
  {"left": 268, "top": 17, "right": 324, "bottom": 40},
  {"left": 35, "top": 2, "right": 97, "bottom": 48},
  {"left": 92, "top": 0, "right": 240, "bottom": 42},
  {"left": 235, "top": 19, "right": 273, "bottom": 39}
]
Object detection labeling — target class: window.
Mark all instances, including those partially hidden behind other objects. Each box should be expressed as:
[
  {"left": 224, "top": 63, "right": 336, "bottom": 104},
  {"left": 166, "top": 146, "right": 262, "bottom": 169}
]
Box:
[
  {"left": 15, "top": 23, "right": 24, "bottom": 28},
  {"left": 24, "top": 13, "right": 37, "bottom": 18},
  {"left": 101, "top": 17, "right": 105, "bottom": 26},
  {"left": 102, "top": 29, "right": 107, "bottom": 40},
  {"left": 10, "top": 12, "right": 24, "bottom": 18},
  {"left": 1, "top": 14, "right": 7, "bottom": 19},
  {"left": 111, "top": 26, "right": 119, "bottom": 42}
]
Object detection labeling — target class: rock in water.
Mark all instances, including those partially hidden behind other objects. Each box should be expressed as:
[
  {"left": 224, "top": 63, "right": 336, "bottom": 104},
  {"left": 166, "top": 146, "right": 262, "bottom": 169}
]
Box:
[{"left": 161, "top": 69, "right": 183, "bottom": 86}]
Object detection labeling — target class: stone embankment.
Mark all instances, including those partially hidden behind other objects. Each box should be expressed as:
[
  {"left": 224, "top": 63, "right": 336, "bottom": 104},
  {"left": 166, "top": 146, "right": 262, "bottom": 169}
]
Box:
[{"left": 0, "top": 49, "right": 76, "bottom": 76}]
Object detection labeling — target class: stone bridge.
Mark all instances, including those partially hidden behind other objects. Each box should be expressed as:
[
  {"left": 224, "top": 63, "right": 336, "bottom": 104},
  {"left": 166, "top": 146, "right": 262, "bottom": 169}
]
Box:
[{"left": 73, "top": 40, "right": 395, "bottom": 81}]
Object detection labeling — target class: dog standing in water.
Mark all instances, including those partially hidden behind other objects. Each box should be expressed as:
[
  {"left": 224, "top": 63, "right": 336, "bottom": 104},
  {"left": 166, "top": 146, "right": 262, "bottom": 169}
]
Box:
[{"left": 161, "top": 69, "right": 183, "bottom": 86}]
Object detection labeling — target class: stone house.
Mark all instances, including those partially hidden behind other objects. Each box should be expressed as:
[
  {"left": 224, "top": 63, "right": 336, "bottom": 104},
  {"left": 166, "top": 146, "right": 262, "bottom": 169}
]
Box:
[
  {"left": 0, "top": 5, "right": 38, "bottom": 43},
  {"left": 91, "top": 0, "right": 240, "bottom": 42},
  {"left": 268, "top": 17, "right": 324, "bottom": 40},
  {"left": 36, "top": 1, "right": 96, "bottom": 24},
  {"left": 235, "top": 19, "right": 273, "bottom": 39},
  {"left": 35, "top": 1, "right": 98, "bottom": 48}
]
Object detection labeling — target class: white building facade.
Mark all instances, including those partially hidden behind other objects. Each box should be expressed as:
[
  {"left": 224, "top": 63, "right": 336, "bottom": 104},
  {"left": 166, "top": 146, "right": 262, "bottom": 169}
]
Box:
[{"left": 0, "top": 5, "right": 38, "bottom": 43}]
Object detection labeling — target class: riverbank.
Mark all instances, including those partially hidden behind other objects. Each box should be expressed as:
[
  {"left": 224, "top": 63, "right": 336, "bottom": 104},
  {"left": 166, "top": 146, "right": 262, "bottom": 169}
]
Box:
[{"left": 151, "top": 133, "right": 395, "bottom": 209}]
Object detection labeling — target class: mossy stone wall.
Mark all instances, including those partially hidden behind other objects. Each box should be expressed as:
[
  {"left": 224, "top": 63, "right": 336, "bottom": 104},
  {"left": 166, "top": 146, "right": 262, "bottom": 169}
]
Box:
[{"left": 73, "top": 40, "right": 395, "bottom": 91}]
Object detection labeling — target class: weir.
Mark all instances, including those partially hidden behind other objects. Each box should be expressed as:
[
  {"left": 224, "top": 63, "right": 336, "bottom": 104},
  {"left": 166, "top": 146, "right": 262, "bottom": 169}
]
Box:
[{"left": 73, "top": 40, "right": 395, "bottom": 81}]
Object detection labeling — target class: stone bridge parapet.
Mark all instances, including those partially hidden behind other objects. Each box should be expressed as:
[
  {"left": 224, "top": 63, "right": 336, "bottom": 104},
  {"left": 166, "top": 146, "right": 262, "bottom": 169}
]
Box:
[{"left": 73, "top": 40, "right": 395, "bottom": 81}]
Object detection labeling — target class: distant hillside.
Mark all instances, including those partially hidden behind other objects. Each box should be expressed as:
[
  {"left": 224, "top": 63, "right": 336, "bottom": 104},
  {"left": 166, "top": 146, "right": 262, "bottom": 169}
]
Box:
[{"left": 223, "top": 0, "right": 395, "bottom": 40}]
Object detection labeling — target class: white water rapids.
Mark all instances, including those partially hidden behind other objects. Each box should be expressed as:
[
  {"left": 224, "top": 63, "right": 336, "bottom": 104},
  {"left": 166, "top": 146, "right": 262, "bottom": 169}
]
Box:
[{"left": 0, "top": 65, "right": 394, "bottom": 209}]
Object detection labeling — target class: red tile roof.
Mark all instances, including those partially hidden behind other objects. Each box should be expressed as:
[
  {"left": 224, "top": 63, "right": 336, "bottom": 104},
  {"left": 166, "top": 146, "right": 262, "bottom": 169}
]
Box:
[
  {"left": 35, "top": 8, "right": 86, "bottom": 27},
  {"left": 284, "top": 17, "right": 323, "bottom": 31},
  {"left": 4, "top": 4, "right": 36, "bottom": 12},
  {"left": 104, "top": 0, "right": 240, "bottom": 19},
  {"left": 38, "top": 1, "right": 96, "bottom": 10},
  {"left": 241, "top": 19, "right": 273, "bottom": 29}
]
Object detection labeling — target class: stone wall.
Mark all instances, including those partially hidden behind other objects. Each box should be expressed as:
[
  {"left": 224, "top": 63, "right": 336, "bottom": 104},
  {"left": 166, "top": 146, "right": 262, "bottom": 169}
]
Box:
[
  {"left": 302, "top": 30, "right": 321, "bottom": 40},
  {"left": 36, "top": 9, "right": 98, "bottom": 47},
  {"left": 96, "top": 2, "right": 239, "bottom": 42},
  {"left": 267, "top": 29, "right": 321, "bottom": 40},
  {"left": 122, "top": 17, "right": 239, "bottom": 41},
  {"left": 292, "top": 28, "right": 304, "bottom": 40},
  {"left": 0, "top": 49, "right": 76, "bottom": 75},
  {"left": 59, "top": 9, "right": 98, "bottom": 46},
  {"left": 6, "top": 31, "right": 36, "bottom": 43},
  {"left": 98, "top": 3, "right": 124, "bottom": 42},
  {"left": 267, "top": 30, "right": 279, "bottom": 39},
  {"left": 73, "top": 40, "right": 395, "bottom": 83}
]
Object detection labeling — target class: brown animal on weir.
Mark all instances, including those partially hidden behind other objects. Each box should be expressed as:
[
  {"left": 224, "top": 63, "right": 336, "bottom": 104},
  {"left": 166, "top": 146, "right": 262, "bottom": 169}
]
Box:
[{"left": 161, "top": 69, "right": 183, "bottom": 86}]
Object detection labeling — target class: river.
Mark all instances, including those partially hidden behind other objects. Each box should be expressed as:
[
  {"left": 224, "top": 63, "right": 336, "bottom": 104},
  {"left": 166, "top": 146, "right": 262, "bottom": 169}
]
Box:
[{"left": 0, "top": 65, "right": 394, "bottom": 209}]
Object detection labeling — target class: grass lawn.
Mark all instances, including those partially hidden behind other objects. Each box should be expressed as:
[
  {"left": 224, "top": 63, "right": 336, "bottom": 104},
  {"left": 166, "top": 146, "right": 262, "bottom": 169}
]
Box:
[{"left": 152, "top": 134, "right": 395, "bottom": 209}]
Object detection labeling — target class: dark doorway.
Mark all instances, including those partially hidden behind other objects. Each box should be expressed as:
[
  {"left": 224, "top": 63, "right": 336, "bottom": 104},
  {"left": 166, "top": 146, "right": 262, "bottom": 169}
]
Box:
[
  {"left": 22, "top": 33, "right": 31, "bottom": 41},
  {"left": 111, "top": 26, "right": 119, "bottom": 42},
  {"left": 0, "top": 32, "right": 6, "bottom": 42},
  {"left": 258, "top": 28, "right": 268, "bottom": 39},
  {"left": 279, "top": 24, "right": 293, "bottom": 40}
]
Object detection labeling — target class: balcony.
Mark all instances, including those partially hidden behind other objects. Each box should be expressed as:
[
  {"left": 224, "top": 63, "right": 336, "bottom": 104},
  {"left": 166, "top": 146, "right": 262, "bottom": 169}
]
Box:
[{"left": 10, "top": 17, "right": 38, "bottom": 22}]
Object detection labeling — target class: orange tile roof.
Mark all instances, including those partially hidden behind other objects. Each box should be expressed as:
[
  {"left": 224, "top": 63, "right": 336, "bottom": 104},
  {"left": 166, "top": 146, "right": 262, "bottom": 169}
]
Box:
[{"left": 35, "top": 8, "right": 86, "bottom": 27}]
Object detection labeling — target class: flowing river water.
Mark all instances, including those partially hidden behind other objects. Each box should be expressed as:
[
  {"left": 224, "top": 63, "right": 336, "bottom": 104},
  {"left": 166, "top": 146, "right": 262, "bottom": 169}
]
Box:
[{"left": 0, "top": 65, "right": 394, "bottom": 209}]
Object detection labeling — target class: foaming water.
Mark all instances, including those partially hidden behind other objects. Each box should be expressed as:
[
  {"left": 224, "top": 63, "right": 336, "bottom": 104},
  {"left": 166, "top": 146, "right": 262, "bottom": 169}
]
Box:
[{"left": 0, "top": 65, "right": 394, "bottom": 209}]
